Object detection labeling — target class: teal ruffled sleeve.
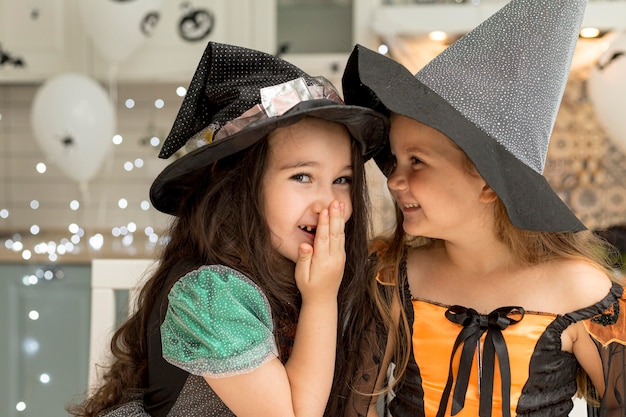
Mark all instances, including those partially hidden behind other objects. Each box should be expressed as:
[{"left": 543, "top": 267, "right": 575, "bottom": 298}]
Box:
[{"left": 161, "top": 265, "right": 278, "bottom": 377}]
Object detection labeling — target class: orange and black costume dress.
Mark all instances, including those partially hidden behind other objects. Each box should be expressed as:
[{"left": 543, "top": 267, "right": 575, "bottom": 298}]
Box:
[{"left": 388, "top": 260, "right": 626, "bottom": 417}]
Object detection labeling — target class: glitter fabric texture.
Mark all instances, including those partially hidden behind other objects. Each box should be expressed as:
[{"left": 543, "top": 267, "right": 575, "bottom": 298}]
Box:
[
  {"left": 167, "top": 374, "right": 236, "bottom": 416},
  {"left": 158, "top": 43, "right": 311, "bottom": 159},
  {"left": 417, "top": 0, "right": 586, "bottom": 174},
  {"left": 98, "top": 401, "right": 150, "bottom": 417},
  {"left": 342, "top": 0, "right": 588, "bottom": 232},
  {"left": 97, "top": 376, "right": 238, "bottom": 416},
  {"left": 161, "top": 265, "right": 278, "bottom": 378}
]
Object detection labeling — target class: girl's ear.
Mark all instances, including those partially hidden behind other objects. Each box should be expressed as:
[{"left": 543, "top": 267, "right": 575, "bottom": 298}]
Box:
[{"left": 479, "top": 184, "right": 498, "bottom": 203}]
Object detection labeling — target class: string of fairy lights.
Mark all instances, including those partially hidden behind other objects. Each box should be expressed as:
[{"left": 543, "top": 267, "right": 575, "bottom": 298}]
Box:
[{"left": 0, "top": 85, "right": 188, "bottom": 263}]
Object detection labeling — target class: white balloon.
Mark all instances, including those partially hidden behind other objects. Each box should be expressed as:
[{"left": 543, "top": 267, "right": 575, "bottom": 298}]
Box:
[
  {"left": 588, "top": 31, "right": 626, "bottom": 153},
  {"left": 79, "top": 0, "right": 164, "bottom": 64},
  {"left": 30, "top": 73, "right": 116, "bottom": 183}
]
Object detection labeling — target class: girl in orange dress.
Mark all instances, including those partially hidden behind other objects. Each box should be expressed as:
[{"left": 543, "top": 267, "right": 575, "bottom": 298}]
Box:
[{"left": 342, "top": 0, "right": 626, "bottom": 416}]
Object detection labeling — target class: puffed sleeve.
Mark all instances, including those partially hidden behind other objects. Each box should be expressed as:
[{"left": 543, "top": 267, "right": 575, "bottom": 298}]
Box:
[
  {"left": 161, "top": 265, "right": 278, "bottom": 378},
  {"left": 583, "top": 282, "right": 626, "bottom": 416}
]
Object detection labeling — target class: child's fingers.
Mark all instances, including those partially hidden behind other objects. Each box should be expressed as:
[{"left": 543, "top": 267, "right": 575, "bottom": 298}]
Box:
[
  {"left": 299, "top": 201, "right": 345, "bottom": 302},
  {"left": 313, "top": 208, "right": 330, "bottom": 255},
  {"left": 294, "top": 243, "right": 313, "bottom": 286},
  {"left": 328, "top": 201, "right": 345, "bottom": 255}
]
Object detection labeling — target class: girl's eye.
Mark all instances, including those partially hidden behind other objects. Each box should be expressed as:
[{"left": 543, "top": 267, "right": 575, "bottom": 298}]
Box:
[
  {"left": 334, "top": 176, "right": 352, "bottom": 185},
  {"left": 292, "top": 173, "right": 311, "bottom": 183},
  {"left": 410, "top": 156, "right": 423, "bottom": 165}
]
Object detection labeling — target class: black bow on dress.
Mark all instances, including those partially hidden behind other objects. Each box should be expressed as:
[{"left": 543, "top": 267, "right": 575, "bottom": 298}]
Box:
[{"left": 436, "top": 305, "right": 525, "bottom": 417}]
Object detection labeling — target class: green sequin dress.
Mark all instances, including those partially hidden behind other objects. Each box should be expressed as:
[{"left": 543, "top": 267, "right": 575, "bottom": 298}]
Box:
[
  {"left": 162, "top": 265, "right": 278, "bottom": 377},
  {"left": 143, "top": 264, "right": 280, "bottom": 416}
]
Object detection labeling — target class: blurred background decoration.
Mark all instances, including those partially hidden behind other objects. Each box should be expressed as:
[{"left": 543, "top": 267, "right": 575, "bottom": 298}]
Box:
[
  {"left": 30, "top": 73, "right": 116, "bottom": 185},
  {"left": 78, "top": 0, "right": 165, "bottom": 66},
  {"left": 587, "top": 31, "right": 626, "bottom": 154},
  {"left": 1, "top": 0, "right": 625, "bottom": 262},
  {"left": 1, "top": 1, "right": 626, "bottom": 416}
]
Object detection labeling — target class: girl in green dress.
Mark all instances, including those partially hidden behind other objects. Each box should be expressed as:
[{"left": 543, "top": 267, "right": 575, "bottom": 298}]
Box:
[{"left": 68, "top": 42, "right": 388, "bottom": 417}]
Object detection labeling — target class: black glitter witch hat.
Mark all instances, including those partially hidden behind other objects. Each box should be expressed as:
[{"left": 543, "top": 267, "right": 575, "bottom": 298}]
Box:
[
  {"left": 150, "top": 42, "right": 388, "bottom": 216},
  {"left": 343, "top": 0, "right": 587, "bottom": 232}
]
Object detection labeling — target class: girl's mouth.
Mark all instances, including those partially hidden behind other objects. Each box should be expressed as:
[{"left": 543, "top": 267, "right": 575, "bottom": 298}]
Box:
[{"left": 298, "top": 225, "right": 317, "bottom": 237}]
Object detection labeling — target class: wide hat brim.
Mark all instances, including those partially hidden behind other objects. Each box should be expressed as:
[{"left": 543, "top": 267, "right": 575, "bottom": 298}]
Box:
[
  {"left": 150, "top": 98, "right": 387, "bottom": 215},
  {"left": 343, "top": 45, "right": 585, "bottom": 232}
]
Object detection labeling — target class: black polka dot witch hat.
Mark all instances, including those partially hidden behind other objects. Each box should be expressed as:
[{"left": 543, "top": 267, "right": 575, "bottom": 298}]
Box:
[
  {"left": 342, "top": 0, "right": 587, "bottom": 232},
  {"left": 150, "top": 42, "right": 388, "bottom": 216}
]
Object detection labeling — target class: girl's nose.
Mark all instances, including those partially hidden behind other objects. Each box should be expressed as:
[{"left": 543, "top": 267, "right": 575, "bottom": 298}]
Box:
[
  {"left": 311, "top": 186, "right": 337, "bottom": 214},
  {"left": 387, "top": 167, "right": 407, "bottom": 192}
]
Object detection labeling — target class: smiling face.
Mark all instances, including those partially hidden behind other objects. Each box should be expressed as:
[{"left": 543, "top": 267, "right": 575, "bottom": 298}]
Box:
[
  {"left": 262, "top": 117, "right": 354, "bottom": 263},
  {"left": 386, "top": 114, "right": 495, "bottom": 241}
]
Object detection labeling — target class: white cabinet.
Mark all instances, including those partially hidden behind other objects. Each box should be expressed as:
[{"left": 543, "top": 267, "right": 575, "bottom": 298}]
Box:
[
  {"left": 3, "top": 0, "right": 626, "bottom": 84},
  {"left": 363, "top": 1, "right": 626, "bottom": 37},
  {"left": 0, "top": 0, "right": 79, "bottom": 83},
  {"left": 0, "top": 0, "right": 276, "bottom": 83},
  {"left": 88, "top": 0, "right": 276, "bottom": 82}
]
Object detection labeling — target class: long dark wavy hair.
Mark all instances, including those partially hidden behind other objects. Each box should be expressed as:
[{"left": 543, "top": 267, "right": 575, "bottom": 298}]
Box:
[{"left": 67, "top": 119, "right": 374, "bottom": 417}]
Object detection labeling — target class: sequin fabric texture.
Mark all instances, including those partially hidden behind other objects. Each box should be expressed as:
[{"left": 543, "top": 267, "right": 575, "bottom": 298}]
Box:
[
  {"left": 166, "top": 374, "right": 236, "bottom": 416},
  {"left": 161, "top": 265, "right": 278, "bottom": 378},
  {"left": 98, "top": 401, "right": 150, "bottom": 417},
  {"left": 416, "top": 0, "right": 586, "bottom": 173}
]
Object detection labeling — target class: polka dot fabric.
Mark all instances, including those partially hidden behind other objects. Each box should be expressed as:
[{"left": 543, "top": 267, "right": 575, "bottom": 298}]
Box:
[{"left": 159, "top": 43, "right": 313, "bottom": 159}]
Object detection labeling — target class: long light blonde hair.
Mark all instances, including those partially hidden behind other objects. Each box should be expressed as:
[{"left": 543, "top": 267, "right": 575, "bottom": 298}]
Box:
[{"left": 371, "top": 150, "right": 622, "bottom": 401}]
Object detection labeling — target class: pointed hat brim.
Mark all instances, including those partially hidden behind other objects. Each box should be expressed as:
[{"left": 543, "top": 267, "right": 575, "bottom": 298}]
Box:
[{"left": 343, "top": 44, "right": 585, "bottom": 232}]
